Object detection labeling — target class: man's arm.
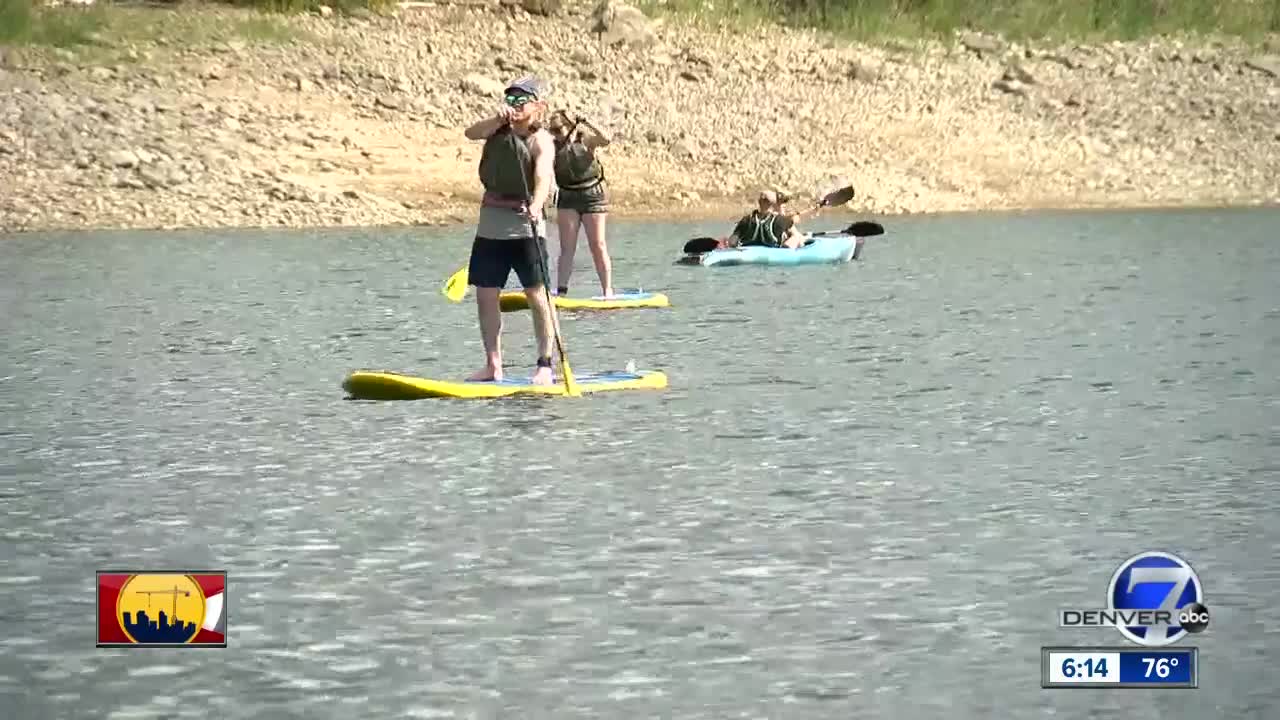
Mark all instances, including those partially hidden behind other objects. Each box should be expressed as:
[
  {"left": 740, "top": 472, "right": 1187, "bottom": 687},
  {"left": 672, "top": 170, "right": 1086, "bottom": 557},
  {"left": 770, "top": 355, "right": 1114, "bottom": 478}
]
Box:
[
  {"left": 775, "top": 214, "right": 798, "bottom": 238},
  {"left": 529, "top": 130, "right": 555, "bottom": 213},
  {"left": 726, "top": 217, "right": 748, "bottom": 247},
  {"left": 464, "top": 110, "right": 510, "bottom": 141}
]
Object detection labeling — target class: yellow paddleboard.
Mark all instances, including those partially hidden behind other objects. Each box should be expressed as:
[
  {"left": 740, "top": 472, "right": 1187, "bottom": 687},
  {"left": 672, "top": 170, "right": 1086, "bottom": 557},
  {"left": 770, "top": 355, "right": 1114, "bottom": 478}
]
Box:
[
  {"left": 498, "top": 289, "right": 670, "bottom": 312},
  {"left": 342, "top": 369, "right": 668, "bottom": 400}
]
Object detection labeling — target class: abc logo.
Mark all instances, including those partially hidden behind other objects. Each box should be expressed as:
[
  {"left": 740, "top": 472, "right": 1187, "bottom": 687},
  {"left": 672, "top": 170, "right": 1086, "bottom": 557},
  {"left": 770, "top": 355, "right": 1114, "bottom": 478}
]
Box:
[{"left": 1178, "top": 602, "right": 1211, "bottom": 634}]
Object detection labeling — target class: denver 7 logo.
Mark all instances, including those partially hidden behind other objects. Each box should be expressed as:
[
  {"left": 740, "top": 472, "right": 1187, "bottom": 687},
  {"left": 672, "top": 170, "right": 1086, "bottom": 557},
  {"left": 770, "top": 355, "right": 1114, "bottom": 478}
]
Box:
[{"left": 1109, "top": 552, "right": 1206, "bottom": 646}]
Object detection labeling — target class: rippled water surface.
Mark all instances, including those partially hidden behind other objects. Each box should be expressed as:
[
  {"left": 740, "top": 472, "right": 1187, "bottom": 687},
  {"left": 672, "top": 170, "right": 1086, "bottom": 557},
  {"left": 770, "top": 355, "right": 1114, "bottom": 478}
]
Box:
[{"left": 2, "top": 208, "right": 1279, "bottom": 719}]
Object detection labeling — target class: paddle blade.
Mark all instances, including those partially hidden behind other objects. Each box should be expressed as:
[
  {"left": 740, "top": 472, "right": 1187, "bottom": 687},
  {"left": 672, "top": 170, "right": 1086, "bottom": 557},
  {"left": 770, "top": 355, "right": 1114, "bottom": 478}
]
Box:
[
  {"left": 442, "top": 267, "right": 468, "bottom": 302},
  {"left": 682, "top": 237, "right": 723, "bottom": 254},
  {"left": 819, "top": 185, "right": 856, "bottom": 208},
  {"left": 559, "top": 356, "right": 581, "bottom": 397},
  {"left": 844, "top": 221, "right": 885, "bottom": 237}
]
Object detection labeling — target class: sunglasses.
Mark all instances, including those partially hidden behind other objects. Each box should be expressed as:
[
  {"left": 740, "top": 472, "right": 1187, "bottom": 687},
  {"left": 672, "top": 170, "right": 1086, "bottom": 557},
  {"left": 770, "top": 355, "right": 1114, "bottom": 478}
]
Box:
[{"left": 504, "top": 94, "right": 536, "bottom": 108}]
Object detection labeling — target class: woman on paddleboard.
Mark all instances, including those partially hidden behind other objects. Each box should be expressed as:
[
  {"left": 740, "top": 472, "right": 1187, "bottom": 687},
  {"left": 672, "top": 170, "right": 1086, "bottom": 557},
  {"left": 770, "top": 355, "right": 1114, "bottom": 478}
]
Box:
[
  {"left": 548, "top": 109, "right": 614, "bottom": 298},
  {"left": 462, "top": 75, "right": 558, "bottom": 385}
]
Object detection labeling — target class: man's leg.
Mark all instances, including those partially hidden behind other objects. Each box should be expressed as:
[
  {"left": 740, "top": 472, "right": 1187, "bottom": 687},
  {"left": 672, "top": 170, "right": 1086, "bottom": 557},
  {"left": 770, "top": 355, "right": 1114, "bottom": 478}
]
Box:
[
  {"left": 517, "top": 235, "right": 556, "bottom": 385},
  {"left": 467, "top": 237, "right": 508, "bottom": 381},
  {"left": 472, "top": 288, "right": 503, "bottom": 380}
]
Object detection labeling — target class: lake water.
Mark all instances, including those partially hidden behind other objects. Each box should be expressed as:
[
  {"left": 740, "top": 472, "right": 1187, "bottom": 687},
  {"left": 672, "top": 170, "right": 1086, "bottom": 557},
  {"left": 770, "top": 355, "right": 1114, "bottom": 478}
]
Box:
[{"left": 2, "top": 208, "right": 1278, "bottom": 719}]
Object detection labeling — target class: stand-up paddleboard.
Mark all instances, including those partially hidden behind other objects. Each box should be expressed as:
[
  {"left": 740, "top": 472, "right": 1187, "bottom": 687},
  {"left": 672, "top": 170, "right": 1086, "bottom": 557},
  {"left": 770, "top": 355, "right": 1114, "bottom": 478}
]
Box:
[
  {"left": 498, "top": 289, "right": 670, "bottom": 312},
  {"left": 342, "top": 369, "right": 668, "bottom": 400}
]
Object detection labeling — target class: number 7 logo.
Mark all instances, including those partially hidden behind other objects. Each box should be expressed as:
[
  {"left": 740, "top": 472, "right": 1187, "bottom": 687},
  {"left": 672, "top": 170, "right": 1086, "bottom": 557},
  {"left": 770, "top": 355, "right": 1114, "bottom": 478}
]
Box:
[{"left": 1108, "top": 551, "right": 1204, "bottom": 647}]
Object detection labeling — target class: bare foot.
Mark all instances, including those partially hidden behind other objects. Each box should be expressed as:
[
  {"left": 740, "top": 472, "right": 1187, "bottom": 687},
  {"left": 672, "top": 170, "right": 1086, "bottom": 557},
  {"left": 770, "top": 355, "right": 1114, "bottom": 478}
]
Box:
[
  {"left": 601, "top": 287, "right": 615, "bottom": 299},
  {"left": 531, "top": 365, "right": 554, "bottom": 386},
  {"left": 468, "top": 365, "right": 502, "bottom": 382}
]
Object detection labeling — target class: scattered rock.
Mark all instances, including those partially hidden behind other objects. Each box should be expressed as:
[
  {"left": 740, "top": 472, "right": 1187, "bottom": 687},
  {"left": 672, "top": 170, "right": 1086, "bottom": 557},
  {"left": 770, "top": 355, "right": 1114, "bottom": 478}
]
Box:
[
  {"left": 521, "top": 0, "right": 561, "bottom": 16},
  {"left": 669, "top": 137, "right": 697, "bottom": 160},
  {"left": 590, "top": 0, "right": 657, "bottom": 49},
  {"left": 960, "top": 32, "right": 1003, "bottom": 57},
  {"left": 459, "top": 74, "right": 505, "bottom": 97},
  {"left": 846, "top": 59, "right": 881, "bottom": 83},
  {"left": 1002, "top": 62, "right": 1036, "bottom": 85},
  {"left": 1040, "top": 53, "right": 1079, "bottom": 70},
  {"left": 1244, "top": 55, "right": 1280, "bottom": 78},
  {"left": 993, "top": 78, "right": 1027, "bottom": 96},
  {"left": 139, "top": 164, "right": 188, "bottom": 188},
  {"left": 105, "top": 150, "right": 140, "bottom": 168}
]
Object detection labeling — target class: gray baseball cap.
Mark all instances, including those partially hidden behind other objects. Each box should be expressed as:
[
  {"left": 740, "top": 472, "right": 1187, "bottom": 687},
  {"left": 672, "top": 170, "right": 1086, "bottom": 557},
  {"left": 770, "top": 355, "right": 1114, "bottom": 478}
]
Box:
[{"left": 504, "top": 75, "right": 549, "bottom": 100}]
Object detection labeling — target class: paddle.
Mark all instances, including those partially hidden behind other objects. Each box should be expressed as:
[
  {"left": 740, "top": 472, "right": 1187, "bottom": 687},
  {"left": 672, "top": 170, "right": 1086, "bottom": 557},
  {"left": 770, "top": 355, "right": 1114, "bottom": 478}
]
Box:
[
  {"left": 821, "top": 221, "right": 886, "bottom": 238},
  {"left": 682, "top": 236, "right": 721, "bottom": 254},
  {"left": 513, "top": 133, "right": 580, "bottom": 397},
  {"left": 681, "top": 220, "right": 885, "bottom": 255},
  {"left": 678, "top": 184, "right": 859, "bottom": 255},
  {"left": 442, "top": 266, "right": 468, "bottom": 302}
]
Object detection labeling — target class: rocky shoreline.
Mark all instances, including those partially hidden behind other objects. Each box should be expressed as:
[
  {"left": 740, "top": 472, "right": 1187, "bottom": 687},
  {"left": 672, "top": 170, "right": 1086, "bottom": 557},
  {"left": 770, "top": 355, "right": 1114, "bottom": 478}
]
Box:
[{"left": 2, "top": 0, "right": 1279, "bottom": 234}]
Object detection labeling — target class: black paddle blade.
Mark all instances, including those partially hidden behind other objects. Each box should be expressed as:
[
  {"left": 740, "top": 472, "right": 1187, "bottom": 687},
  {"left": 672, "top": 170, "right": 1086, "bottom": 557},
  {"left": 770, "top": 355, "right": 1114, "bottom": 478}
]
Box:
[
  {"left": 682, "top": 237, "right": 721, "bottom": 254},
  {"left": 844, "top": 221, "right": 885, "bottom": 237},
  {"left": 820, "top": 185, "right": 856, "bottom": 207}
]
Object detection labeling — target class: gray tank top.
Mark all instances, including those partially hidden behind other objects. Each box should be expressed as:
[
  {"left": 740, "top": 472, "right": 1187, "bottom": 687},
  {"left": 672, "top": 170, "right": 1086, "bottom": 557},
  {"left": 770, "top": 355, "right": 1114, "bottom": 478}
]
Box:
[{"left": 476, "top": 204, "right": 547, "bottom": 240}]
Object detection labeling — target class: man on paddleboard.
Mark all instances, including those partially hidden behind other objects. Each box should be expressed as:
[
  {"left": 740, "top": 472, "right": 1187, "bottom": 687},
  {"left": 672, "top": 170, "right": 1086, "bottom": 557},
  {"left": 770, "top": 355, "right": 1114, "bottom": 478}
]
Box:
[
  {"left": 463, "top": 75, "right": 558, "bottom": 385},
  {"left": 728, "top": 189, "right": 807, "bottom": 249}
]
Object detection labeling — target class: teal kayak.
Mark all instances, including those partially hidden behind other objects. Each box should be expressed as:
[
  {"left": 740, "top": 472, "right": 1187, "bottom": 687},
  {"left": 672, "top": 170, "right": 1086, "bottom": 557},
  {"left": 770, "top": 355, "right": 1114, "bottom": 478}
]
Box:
[{"left": 693, "top": 233, "right": 863, "bottom": 268}]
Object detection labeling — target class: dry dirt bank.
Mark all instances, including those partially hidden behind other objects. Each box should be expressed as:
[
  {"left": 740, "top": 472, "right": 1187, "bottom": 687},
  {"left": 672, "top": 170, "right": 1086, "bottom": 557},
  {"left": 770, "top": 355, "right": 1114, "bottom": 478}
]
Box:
[{"left": 2, "top": 0, "right": 1279, "bottom": 233}]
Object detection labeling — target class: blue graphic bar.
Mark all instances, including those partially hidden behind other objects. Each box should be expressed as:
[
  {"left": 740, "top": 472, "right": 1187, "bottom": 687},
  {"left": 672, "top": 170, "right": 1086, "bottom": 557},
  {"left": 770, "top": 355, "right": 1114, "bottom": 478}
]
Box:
[
  {"left": 1119, "top": 650, "right": 1195, "bottom": 684},
  {"left": 1042, "top": 646, "right": 1198, "bottom": 688}
]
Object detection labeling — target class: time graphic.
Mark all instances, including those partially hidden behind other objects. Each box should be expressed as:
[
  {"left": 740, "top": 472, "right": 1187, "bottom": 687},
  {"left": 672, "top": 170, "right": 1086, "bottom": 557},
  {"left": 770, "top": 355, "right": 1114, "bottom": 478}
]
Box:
[{"left": 1042, "top": 647, "right": 1198, "bottom": 688}]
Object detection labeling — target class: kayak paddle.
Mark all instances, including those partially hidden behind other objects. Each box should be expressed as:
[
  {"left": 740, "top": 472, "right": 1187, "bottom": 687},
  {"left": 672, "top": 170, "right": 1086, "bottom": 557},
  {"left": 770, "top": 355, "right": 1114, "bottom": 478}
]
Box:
[
  {"left": 833, "top": 221, "right": 886, "bottom": 237},
  {"left": 807, "top": 184, "right": 856, "bottom": 213},
  {"left": 682, "top": 236, "right": 724, "bottom": 254},
  {"left": 680, "top": 235, "right": 721, "bottom": 252},
  {"left": 441, "top": 266, "right": 468, "bottom": 302}
]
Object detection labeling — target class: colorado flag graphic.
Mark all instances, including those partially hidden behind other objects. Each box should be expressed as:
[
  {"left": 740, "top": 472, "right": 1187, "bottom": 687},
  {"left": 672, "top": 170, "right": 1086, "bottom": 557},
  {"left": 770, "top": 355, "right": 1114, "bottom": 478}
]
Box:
[{"left": 97, "top": 571, "right": 227, "bottom": 647}]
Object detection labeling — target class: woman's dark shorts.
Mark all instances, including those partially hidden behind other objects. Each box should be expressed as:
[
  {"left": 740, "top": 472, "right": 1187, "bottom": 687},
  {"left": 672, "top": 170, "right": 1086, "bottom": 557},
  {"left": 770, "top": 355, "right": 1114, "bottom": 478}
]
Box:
[
  {"left": 555, "top": 181, "right": 609, "bottom": 214},
  {"left": 468, "top": 235, "right": 549, "bottom": 289}
]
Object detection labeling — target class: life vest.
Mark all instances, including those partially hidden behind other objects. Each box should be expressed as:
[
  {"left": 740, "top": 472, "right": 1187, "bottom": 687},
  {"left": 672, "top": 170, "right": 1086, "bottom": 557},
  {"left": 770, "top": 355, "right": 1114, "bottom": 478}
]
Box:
[
  {"left": 737, "top": 211, "right": 782, "bottom": 247},
  {"left": 478, "top": 124, "right": 537, "bottom": 199},
  {"left": 553, "top": 135, "right": 604, "bottom": 192}
]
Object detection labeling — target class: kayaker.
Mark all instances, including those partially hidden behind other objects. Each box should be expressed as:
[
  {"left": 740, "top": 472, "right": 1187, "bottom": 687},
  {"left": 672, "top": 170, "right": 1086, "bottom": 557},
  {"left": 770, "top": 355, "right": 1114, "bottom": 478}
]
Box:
[
  {"left": 548, "top": 109, "right": 614, "bottom": 298},
  {"left": 462, "top": 75, "right": 558, "bottom": 385},
  {"left": 728, "top": 189, "right": 806, "bottom": 249}
]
